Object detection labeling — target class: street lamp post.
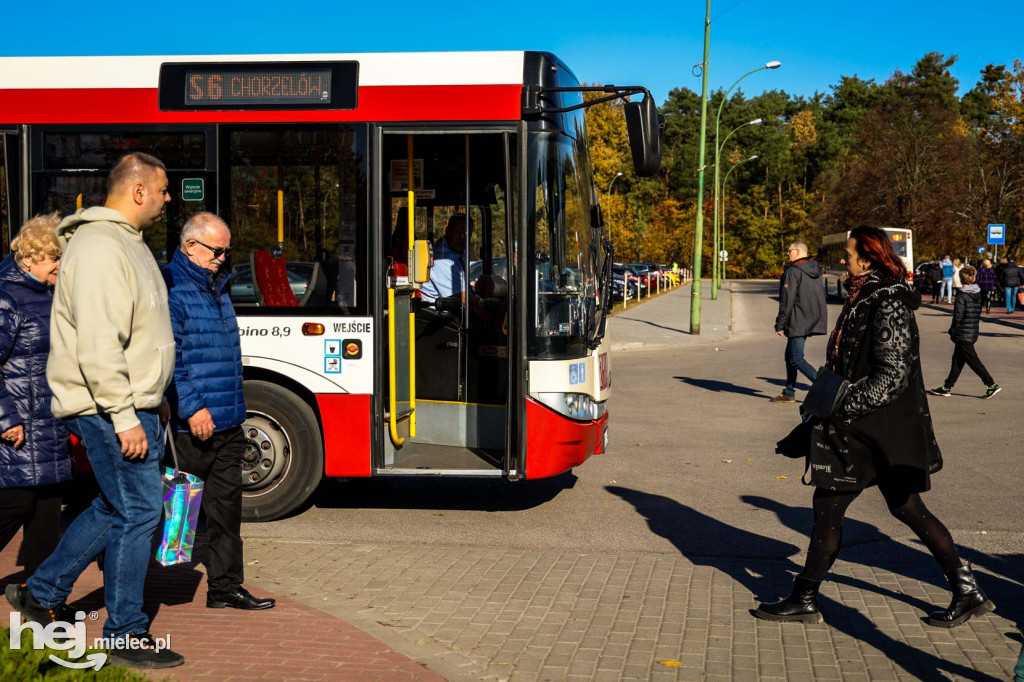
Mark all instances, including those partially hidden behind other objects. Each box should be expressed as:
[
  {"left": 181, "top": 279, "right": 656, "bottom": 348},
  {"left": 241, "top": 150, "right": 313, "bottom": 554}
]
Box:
[
  {"left": 711, "top": 61, "right": 780, "bottom": 299},
  {"left": 720, "top": 154, "right": 757, "bottom": 282},
  {"left": 689, "top": 0, "right": 712, "bottom": 335},
  {"left": 712, "top": 117, "right": 761, "bottom": 297}
]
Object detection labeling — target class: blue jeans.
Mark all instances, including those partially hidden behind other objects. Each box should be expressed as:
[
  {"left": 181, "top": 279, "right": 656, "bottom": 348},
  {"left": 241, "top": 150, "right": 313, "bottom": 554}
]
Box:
[
  {"left": 28, "top": 411, "right": 164, "bottom": 638},
  {"left": 1015, "top": 639, "right": 1024, "bottom": 682},
  {"left": 1007, "top": 286, "right": 1020, "bottom": 313},
  {"left": 784, "top": 336, "right": 818, "bottom": 397},
  {"left": 940, "top": 278, "right": 953, "bottom": 302}
]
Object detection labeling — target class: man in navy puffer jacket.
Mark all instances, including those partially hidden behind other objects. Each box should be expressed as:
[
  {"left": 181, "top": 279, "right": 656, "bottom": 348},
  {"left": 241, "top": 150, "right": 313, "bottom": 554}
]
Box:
[{"left": 163, "top": 212, "right": 274, "bottom": 611}]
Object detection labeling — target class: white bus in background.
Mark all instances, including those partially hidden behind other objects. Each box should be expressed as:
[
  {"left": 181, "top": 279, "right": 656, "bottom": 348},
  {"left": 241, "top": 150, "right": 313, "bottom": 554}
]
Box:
[{"left": 820, "top": 227, "right": 914, "bottom": 299}]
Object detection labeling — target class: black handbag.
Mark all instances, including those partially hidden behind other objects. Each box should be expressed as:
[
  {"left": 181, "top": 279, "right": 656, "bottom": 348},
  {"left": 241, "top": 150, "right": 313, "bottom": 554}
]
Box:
[{"left": 803, "top": 366, "right": 851, "bottom": 419}]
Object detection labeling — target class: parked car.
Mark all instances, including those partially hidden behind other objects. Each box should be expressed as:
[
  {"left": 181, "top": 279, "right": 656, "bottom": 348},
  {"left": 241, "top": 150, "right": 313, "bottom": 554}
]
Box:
[
  {"left": 610, "top": 269, "right": 640, "bottom": 300},
  {"left": 230, "top": 261, "right": 314, "bottom": 304},
  {"left": 613, "top": 264, "right": 646, "bottom": 297},
  {"left": 624, "top": 263, "right": 655, "bottom": 290},
  {"left": 914, "top": 261, "right": 939, "bottom": 295}
]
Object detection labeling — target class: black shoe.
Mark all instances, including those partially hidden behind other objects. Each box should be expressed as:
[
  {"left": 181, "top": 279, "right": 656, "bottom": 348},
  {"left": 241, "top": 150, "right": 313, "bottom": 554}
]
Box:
[
  {"left": 754, "top": 575, "right": 823, "bottom": 624},
  {"left": 108, "top": 631, "right": 185, "bottom": 669},
  {"left": 929, "top": 386, "right": 952, "bottom": 397},
  {"left": 926, "top": 564, "right": 995, "bottom": 628},
  {"left": 207, "top": 585, "right": 276, "bottom": 610},
  {"left": 5, "top": 583, "right": 74, "bottom": 625}
]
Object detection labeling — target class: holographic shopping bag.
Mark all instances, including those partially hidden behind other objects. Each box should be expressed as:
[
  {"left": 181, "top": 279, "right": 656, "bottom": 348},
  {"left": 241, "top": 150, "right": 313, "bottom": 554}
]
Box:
[{"left": 156, "top": 427, "right": 204, "bottom": 567}]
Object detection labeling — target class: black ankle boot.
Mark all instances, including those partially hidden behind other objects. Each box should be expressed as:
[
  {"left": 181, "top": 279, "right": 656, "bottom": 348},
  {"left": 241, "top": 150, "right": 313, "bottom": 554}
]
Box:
[
  {"left": 926, "top": 564, "right": 995, "bottom": 628},
  {"left": 755, "top": 575, "right": 823, "bottom": 624}
]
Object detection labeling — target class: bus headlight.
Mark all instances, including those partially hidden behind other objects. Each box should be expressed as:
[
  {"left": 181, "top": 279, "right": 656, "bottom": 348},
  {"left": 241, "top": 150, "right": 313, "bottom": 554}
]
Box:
[{"left": 533, "top": 392, "right": 606, "bottom": 422}]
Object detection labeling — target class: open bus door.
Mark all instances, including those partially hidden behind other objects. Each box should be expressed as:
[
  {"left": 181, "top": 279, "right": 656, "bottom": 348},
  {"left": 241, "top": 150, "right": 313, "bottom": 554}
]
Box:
[{"left": 378, "top": 129, "right": 515, "bottom": 475}]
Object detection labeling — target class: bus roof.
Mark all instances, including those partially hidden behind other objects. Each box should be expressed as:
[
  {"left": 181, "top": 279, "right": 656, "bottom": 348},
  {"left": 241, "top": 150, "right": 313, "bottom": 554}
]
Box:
[{"left": 0, "top": 52, "right": 532, "bottom": 124}]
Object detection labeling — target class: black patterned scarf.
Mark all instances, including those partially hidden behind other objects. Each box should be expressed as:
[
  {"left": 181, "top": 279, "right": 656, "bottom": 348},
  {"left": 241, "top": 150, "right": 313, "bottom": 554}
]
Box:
[{"left": 828, "top": 270, "right": 875, "bottom": 364}]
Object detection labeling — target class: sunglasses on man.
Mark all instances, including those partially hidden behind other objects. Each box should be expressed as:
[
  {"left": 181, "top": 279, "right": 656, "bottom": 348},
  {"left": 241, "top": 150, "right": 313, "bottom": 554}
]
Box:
[{"left": 193, "top": 239, "right": 232, "bottom": 259}]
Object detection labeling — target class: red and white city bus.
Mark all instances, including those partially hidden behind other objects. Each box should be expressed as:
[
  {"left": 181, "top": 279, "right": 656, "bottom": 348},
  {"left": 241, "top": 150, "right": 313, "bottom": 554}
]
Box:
[{"left": 0, "top": 52, "right": 660, "bottom": 520}]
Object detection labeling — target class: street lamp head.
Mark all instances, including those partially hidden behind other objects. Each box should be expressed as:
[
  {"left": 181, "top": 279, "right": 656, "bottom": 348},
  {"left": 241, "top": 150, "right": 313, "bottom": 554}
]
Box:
[
  {"left": 765, "top": 61, "right": 782, "bottom": 70},
  {"left": 749, "top": 118, "right": 763, "bottom": 126},
  {"left": 747, "top": 155, "right": 759, "bottom": 161},
  {"left": 616, "top": 171, "right": 624, "bottom": 177}
]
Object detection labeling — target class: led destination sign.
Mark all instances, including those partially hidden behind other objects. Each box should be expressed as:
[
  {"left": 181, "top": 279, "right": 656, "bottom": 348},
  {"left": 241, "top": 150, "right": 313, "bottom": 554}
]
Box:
[
  {"left": 159, "top": 62, "right": 358, "bottom": 111},
  {"left": 186, "top": 69, "right": 331, "bottom": 106}
]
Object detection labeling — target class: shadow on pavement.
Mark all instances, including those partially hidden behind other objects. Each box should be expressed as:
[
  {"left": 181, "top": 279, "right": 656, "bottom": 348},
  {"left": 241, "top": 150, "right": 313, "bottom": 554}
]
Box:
[
  {"left": 674, "top": 376, "right": 768, "bottom": 399},
  {"left": 742, "top": 494, "right": 1024, "bottom": 626},
  {"left": 608, "top": 486, "right": 1011, "bottom": 681},
  {"left": 310, "top": 471, "right": 577, "bottom": 513},
  {"left": 612, "top": 316, "right": 688, "bottom": 335},
  {"left": 756, "top": 376, "right": 811, "bottom": 391}
]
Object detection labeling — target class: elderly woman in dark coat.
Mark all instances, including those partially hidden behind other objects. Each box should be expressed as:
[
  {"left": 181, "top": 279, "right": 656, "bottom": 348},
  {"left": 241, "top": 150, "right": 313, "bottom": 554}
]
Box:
[
  {"left": 0, "top": 213, "right": 72, "bottom": 574},
  {"left": 755, "top": 225, "right": 994, "bottom": 628}
]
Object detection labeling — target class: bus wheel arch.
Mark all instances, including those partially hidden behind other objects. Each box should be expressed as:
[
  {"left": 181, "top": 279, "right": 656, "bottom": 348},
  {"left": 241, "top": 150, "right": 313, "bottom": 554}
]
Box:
[{"left": 240, "top": 372, "right": 324, "bottom": 522}]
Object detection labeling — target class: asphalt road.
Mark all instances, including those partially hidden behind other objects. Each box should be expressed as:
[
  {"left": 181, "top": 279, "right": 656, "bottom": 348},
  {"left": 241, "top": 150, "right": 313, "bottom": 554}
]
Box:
[{"left": 242, "top": 281, "right": 1024, "bottom": 570}]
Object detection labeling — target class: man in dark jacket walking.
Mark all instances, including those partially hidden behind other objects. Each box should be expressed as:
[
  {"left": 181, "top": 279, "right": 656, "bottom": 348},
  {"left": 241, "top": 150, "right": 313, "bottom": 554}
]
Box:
[
  {"left": 1001, "top": 258, "right": 1023, "bottom": 314},
  {"left": 772, "top": 242, "right": 828, "bottom": 403},
  {"left": 163, "top": 212, "right": 274, "bottom": 611},
  {"left": 930, "top": 266, "right": 1000, "bottom": 399}
]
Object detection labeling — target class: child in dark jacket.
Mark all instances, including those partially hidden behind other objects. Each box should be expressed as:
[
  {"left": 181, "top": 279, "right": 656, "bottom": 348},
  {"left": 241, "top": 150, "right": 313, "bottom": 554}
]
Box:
[{"left": 930, "top": 266, "right": 1000, "bottom": 399}]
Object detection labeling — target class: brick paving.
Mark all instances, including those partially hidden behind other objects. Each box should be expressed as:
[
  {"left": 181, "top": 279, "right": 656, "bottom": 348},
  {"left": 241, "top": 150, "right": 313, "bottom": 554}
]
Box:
[
  {"left": 238, "top": 538, "right": 1022, "bottom": 681},
  {"left": 0, "top": 535, "right": 441, "bottom": 681}
]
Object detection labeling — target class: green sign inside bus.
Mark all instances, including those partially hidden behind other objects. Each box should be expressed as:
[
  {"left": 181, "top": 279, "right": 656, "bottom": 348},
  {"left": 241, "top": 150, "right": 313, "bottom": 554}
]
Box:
[{"left": 181, "top": 178, "right": 204, "bottom": 201}]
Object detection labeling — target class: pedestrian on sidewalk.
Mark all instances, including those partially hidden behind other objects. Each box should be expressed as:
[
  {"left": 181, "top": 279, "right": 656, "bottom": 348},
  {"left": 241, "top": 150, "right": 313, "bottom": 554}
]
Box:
[
  {"left": 756, "top": 225, "right": 994, "bottom": 628},
  {"left": 929, "top": 267, "right": 1000, "bottom": 400},
  {"left": 163, "top": 212, "right": 275, "bottom": 612},
  {"left": 771, "top": 242, "right": 827, "bottom": 403},
  {"left": 939, "top": 255, "right": 954, "bottom": 304},
  {"left": 0, "top": 214, "right": 71, "bottom": 575},
  {"left": 951, "top": 257, "right": 964, "bottom": 302},
  {"left": 977, "top": 258, "right": 997, "bottom": 314},
  {"left": 927, "top": 260, "right": 944, "bottom": 304},
  {"left": 5, "top": 153, "right": 185, "bottom": 669},
  {"left": 1002, "top": 258, "right": 1022, "bottom": 314}
]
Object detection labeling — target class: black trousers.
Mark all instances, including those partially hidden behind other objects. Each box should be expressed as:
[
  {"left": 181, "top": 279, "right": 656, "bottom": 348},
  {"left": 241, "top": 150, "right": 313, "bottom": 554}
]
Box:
[
  {"left": 944, "top": 341, "right": 994, "bottom": 388},
  {"left": 0, "top": 484, "right": 62, "bottom": 574},
  {"left": 173, "top": 426, "right": 244, "bottom": 593}
]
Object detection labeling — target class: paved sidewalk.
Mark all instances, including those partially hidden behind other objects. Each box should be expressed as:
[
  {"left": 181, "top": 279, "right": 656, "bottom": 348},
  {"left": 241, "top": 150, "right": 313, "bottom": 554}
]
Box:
[
  {"left": 237, "top": 537, "right": 1021, "bottom": 681},
  {"left": 609, "top": 280, "right": 733, "bottom": 351},
  {"left": 0, "top": 537, "right": 440, "bottom": 681}
]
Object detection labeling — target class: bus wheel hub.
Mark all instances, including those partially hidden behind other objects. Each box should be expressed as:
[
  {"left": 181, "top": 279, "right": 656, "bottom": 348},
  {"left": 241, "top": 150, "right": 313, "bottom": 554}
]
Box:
[{"left": 241, "top": 415, "right": 289, "bottom": 491}]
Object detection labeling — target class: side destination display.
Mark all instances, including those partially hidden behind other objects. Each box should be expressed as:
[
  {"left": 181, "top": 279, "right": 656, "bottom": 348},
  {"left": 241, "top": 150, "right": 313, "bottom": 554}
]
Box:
[{"left": 159, "top": 62, "right": 358, "bottom": 111}]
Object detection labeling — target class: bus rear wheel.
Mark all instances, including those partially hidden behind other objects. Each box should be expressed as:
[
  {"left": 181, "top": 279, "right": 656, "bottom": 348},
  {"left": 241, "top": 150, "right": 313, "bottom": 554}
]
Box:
[{"left": 240, "top": 380, "right": 323, "bottom": 522}]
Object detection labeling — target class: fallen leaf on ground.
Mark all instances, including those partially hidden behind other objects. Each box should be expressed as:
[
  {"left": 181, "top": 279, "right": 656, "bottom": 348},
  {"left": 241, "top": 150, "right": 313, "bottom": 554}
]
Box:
[
  {"left": 776, "top": 475, "right": 788, "bottom": 480},
  {"left": 657, "top": 660, "right": 683, "bottom": 667},
  {"left": 722, "top": 459, "right": 733, "bottom": 463}
]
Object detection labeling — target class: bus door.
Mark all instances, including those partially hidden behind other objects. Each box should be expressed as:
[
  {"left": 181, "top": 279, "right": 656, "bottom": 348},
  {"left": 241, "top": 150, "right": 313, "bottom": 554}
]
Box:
[
  {"left": 379, "top": 129, "right": 515, "bottom": 474},
  {"left": 0, "top": 127, "right": 19, "bottom": 257},
  {"left": 28, "top": 127, "right": 216, "bottom": 260}
]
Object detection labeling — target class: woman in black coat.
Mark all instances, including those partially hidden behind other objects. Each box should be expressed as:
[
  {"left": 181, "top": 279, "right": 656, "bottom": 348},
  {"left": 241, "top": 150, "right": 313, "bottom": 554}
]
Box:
[
  {"left": 0, "top": 213, "right": 71, "bottom": 574},
  {"left": 755, "top": 225, "right": 994, "bottom": 628}
]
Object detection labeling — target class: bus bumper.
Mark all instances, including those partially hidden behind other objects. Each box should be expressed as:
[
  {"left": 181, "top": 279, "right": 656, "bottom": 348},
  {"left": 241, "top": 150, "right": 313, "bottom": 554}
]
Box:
[{"left": 525, "top": 397, "right": 608, "bottom": 479}]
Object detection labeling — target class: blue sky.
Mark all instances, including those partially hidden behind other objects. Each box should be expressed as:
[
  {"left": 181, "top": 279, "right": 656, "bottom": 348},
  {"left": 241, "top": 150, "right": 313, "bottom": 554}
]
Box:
[{"left": 3, "top": 0, "right": 1021, "bottom": 106}]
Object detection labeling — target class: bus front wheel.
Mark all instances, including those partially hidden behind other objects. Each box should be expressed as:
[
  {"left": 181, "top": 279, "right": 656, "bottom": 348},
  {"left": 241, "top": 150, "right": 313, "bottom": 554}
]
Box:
[{"left": 240, "top": 380, "right": 324, "bottom": 522}]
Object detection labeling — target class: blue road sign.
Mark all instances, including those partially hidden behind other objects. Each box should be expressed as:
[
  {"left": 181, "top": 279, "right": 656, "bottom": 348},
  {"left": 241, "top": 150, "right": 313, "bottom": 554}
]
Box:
[
  {"left": 978, "top": 246, "right": 986, "bottom": 254},
  {"left": 988, "top": 223, "right": 1005, "bottom": 245}
]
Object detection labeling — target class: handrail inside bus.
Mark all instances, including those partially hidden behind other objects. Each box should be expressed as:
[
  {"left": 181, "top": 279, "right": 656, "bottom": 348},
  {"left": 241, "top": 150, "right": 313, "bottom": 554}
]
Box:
[{"left": 387, "top": 286, "right": 405, "bottom": 447}]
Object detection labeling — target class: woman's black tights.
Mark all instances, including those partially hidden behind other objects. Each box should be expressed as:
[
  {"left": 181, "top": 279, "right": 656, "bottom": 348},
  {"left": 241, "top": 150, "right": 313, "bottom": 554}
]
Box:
[{"left": 802, "top": 482, "right": 962, "bottom": 581}]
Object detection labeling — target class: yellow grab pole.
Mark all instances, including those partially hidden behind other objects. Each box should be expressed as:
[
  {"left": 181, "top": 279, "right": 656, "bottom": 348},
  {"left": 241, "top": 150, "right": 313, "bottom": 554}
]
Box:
[
  {"left": 76, "top": 194, "right": 83, "bottom": 210},
  {"left": 406, "top": 136, "right": 417, "bottom": 436},
  {"left": 387, "top": 287, "right": 405, "bottom": 447},
  {"left": 277, "top": 190, "right": 284, "bottom": 244}
]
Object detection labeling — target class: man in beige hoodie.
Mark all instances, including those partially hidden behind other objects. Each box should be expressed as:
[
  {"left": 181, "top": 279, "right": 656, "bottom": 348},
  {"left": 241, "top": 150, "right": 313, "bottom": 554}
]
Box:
[{"left": 6, "top": 153, "right": 185, "bottom": 669}]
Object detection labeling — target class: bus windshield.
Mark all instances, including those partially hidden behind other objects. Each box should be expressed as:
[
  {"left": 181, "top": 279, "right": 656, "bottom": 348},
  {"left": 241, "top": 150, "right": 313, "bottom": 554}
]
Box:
[{"left": 528, "top": 132, "right": 601, "bottom": 358}]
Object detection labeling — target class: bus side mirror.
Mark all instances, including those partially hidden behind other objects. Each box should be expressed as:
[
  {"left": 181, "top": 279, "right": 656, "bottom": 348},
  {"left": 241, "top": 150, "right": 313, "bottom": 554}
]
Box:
[
  {"left": 624, "top": 95, "right": 662, "bottom": 177},
  {"left": 411, "top": 240, "right": 432, "bottom": 284}
]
